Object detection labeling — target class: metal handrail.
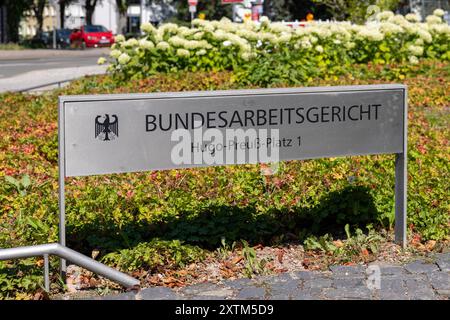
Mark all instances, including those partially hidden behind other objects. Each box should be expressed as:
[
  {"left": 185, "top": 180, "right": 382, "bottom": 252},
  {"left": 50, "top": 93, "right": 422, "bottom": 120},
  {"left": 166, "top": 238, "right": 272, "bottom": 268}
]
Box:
[
  {"left": 17, "top": 78, "right": 76, "bottom": 93},
  {"left": 0, "top": 243, "right": 140, "bottom": 291}
]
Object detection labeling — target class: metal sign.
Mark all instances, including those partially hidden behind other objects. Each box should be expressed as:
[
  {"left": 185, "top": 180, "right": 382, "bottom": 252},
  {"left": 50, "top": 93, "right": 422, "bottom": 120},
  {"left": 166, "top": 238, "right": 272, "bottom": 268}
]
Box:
[
  {"left": 189, "top": 5, "right": 197, "bottom": 13},
  {"left": 188, "top": 0, "right": 198, "bottom": 5},
  {"left": 58, "top": 85, "right": 408, "bottom": 268},
  {"left": 60, "top": 85, "right": 405, "bottom": 176}
]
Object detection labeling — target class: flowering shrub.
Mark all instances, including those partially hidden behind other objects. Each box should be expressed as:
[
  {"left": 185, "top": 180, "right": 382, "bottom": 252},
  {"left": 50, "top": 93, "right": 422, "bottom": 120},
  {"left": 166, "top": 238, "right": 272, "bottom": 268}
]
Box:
[{"left": 102, "top": 10, "right": 450, "bottom": 82}]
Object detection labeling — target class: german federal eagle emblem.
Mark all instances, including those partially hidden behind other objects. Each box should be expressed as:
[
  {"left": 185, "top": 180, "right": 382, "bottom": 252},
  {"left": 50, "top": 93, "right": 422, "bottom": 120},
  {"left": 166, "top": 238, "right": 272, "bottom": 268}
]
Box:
[{"left": 95, "top": 114, "right": 118, "bottom": 141}]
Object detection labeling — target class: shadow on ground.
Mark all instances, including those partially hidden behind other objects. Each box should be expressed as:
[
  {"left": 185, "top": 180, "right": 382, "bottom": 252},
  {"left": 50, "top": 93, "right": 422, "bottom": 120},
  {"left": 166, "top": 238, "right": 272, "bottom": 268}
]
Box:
[{"left": 67, "top": 185, "right": 379, "bottom": 255}]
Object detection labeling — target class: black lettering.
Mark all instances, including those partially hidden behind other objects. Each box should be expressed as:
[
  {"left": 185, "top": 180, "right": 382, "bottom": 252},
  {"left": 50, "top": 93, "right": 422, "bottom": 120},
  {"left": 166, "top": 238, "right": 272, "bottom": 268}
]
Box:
[
  {"left": 206, "top": 112, "right": 216, "bottom": 128},
  {"left": 332, "top": 106, "right": 342, "bottom": 122},
  {"left": 191, "top": 112, "right": 205, "bottom": 128},
  {"left": 218, "top": 111, "right": 228, "bottom": 128},
  {"left": 295, "top": 107, "right": 305, "bottom": 124},
  {"left": 244, "top": 110, "right": 255, "bottom": 127},
  {"left": 159, "top": 114, "right": 172, "bottom": 131},
  {"left": 348, "top": 105, "right": 359, "bottom": 121},
  {"left": 145, "top": 114, "right": 157, "bottom": 132},
  {"left": 230, "top": 110, "right": 244, "bottom": 127},
  {"left": 175, "top": 113, "right": 188, "bottom": 130},
  {"left": 306, "top": 107, "right": 319, "bottom": 123},
  {"left": 257, "top": 109, "right": 267, "bottom": 126},
  {"left": 321, "top": 106, "right": 330, "bottom": 122},
  {"left": 269, "top": 109, "right": 278, "bottom": 125},
  {"left": 372, "top": 104, "right": 381, "bottom": 120},
  {"left": 360, "top": 104, "right": 371, "bottom": 120}
]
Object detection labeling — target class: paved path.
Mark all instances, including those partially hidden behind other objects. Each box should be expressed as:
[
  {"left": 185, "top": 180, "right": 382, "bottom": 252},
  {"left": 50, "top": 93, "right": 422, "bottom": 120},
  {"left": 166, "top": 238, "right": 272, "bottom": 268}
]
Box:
[
  {"left": 0, "top": 48, "right": 109, "bottom": 93},
  {"left": 93, "top": 253, "right": 450, "bottom": 300}
]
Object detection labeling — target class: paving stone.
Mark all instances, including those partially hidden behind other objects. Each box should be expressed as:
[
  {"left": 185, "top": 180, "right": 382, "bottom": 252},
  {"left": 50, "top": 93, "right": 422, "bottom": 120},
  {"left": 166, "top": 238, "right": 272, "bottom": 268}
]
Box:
[
  {"left": 427, "top": 272, "right": 450, "bottom": 291},
  {"left": 291, "top": 271, "right": 313, "bottom": 280},
  {"left": 379, "top": 265, "right": 407, "bottom": 276},
  {"left": 404, "top": 261, "right": 439, "bottom": 274},
  {"left": 222, "top": 278, "right": 254, "bottom": 290},
  {"left": 378, "top": 291, "right": 410, "bottom": 300},
  {"left": 136, "top": 287, "right": 181, "bottom": 300},
  {"left": 436, "top": 290, "right": 450, "bottom": 298},
  {"left": 180, "top": 282, "right": 223, "bottom": 296},
  {"left": 236, "top": 287, "right": 266, "bottom": 300},
  {"left": 101, "top": 292, "right": 137, "bottom": 300},
  {"left": 434, "top": 252, "right": 450, "bottom": 262},
  {"left": 303, "top": 277, "right": 333, "bottom": 289},
  {"left": 380, "top": 277, "right": 406, "bottom": 293},
  {"left": 435, "top": 259, "right": 450, "bottom": 272},
  {"left": 196, "top": 287, "right": 235, "bottom": 299},
  {"left": 290, "top": 288, "right": 322, "bottom": 300},
  {"left": 333, "top": 277, "right": 366, "bottom": 289},
  {"left": 324, "top": 287, "right": 372, "bottom": 300},
  {"left": 329, "top": 265, "right": 366, "bottom": 276}
]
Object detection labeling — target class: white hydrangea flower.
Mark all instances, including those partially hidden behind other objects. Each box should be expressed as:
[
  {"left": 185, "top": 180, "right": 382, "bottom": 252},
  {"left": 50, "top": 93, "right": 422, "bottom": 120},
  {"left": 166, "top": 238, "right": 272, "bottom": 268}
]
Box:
[
  {"left": 168, "top": 36, "right": 186, "bottom": 47},
  {"left": 300, "top": 39, "right": 312, "bottom": 49},
  {"left": 357, "top": 28, "right": 384, "bottom": 41},
  {"left": 223, "top": 40, "right": 232, "bottom": 47},
  {"left": 417, "top": 29, "right": 432, "bottom": 43},
  {"left": 415, "top": 38, "right": 424, "bottom": 46},
  {"left": 156, "top": 41, "right": 170, "bottom": 51},
  {"left": 345, "top": 42, "right": 356, "bottom": 49},
  {"left": 114, "top": 34, "right": 125, "bottom": 43},
  {"left": 315, "top": 45, "right": 324, "bottom": 53},
  {"left": 97, "top": 57, "right": 106, "bottom": 65},
  {"left": 118, "top": 53, "right": 131, "bottom": 65},
  {"left": 405, "top": 13, "right": 421, "bottom": 22},
  {"left": 408, "top": 45, "right": 424, "bottom": 56},
  {"left": 196, "top": 49, "right": 207, "bottom": 56},
  {"left": 141, "top": 22, "right": 155, "bottom": 34},
  {"left": 409, "top": 56, "right": 419, "bottom": 64},
  {"left": 433, "top": 9, "right": 445, "bottom": 17},
  {"left": 260, "top": 16, "right": 270, "bottom": 25},
  {"left": 377, "top": 11, "right": 395, "bottom": 21},
  {"left": 176, "top": 48, "right": 190, "bottom": 57},
  {"left": 139, "top": 39, "right": 154, "bottom": 50},
  {"left": 123, "top": 38, "right": 138, "bottom": 48},
  {"left": 193, "top": 31, "right": 205, "bottom": 40},
  {"left": 379, "top": 22, "right": 404, "bottom": 35},
  {"left": 160, "top": 23, "right": 179, "bottom": 34},
  {"left": 110, "top": 49, "right": 122, "bottom": 58},
  {"left": 426, "top": 15, "right": 442, "bottom": 24}
]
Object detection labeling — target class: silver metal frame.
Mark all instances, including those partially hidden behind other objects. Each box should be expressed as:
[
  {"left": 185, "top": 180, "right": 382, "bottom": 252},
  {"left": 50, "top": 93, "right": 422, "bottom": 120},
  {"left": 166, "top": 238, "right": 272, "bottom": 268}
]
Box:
[
  {"left": 58, "top": 84, "right": 408, "bottom": 249},
  {"left": 0, "top": 243, "right": 140, "bottom": 289}
]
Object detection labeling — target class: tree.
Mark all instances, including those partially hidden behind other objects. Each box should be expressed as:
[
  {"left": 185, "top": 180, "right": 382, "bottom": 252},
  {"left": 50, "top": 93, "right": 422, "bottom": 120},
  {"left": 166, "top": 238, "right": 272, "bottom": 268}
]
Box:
[
  {"left": 2, "top": 0, "right": 33, "bottom": 42},
  {"left": 312, "top": 0, "right": 400, "bottom": 23},
  {"left": 29, "top": 0, "right": 47, "bottom": 33},
  {"left": 84, "top": 0, "right": 98, "bottom": 25}
]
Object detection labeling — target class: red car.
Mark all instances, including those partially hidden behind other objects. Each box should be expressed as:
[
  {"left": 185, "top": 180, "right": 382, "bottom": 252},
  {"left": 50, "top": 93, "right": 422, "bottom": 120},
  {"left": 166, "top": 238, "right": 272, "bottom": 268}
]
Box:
[{"left": 70, "top": 25, "right": 115, "bottom": 48}]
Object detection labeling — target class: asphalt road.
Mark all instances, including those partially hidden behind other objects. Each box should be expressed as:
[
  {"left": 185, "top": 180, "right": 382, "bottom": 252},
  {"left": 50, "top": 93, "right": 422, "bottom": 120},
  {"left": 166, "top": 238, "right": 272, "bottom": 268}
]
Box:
[{"left": 0, "top": 49, "right": 109, "bottom": 92}]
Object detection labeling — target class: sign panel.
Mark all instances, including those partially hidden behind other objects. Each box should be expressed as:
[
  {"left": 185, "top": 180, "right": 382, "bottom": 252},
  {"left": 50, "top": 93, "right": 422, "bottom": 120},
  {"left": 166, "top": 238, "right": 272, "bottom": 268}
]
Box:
[
  {"left": 188, "top": 0, "right": 197, "bottom": 5},
  {"left": 59, "top": 85, "right": 406, "bottom": 177}
]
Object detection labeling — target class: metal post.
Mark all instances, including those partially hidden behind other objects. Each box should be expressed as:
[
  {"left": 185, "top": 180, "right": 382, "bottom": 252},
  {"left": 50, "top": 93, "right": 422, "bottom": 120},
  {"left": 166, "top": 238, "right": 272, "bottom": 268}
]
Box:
[
  {"left": 43, "top": 254, "right": 50, "bottom": 292},
  {"left": 395, "top": 87, "right": 408, "bottom": 248},
  {"left": 58, "top": 99, "right": 66, "bottom": 275}
]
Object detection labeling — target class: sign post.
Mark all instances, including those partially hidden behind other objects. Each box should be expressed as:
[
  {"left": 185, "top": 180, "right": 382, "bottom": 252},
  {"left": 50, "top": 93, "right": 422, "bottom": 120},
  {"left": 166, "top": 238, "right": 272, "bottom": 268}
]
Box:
[
  {"left": 58, "top": 84, "right": 408, "bottom": 273},
  {"left": 188, "top": 0, "right": 197, "bottom": 22}
]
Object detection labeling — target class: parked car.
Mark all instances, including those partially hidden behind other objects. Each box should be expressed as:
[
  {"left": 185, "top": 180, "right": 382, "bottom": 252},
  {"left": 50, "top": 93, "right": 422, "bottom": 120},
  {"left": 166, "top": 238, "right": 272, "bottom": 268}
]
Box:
[
  {"left": 70, "top": 25, "right": 115, "bottom": 49},
  {"left": 30, "top": 31, "right": 51, "bottom": 48},
  {"left": 56, "top": 28, "right": 72, "bottom": 49}
]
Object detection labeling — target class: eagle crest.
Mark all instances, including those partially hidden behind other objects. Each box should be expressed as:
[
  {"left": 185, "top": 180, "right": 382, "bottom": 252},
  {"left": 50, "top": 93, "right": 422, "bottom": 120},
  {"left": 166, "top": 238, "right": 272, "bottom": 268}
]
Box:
[{"left": 95, "top": 114, "right": 118, "bottom": 141}]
